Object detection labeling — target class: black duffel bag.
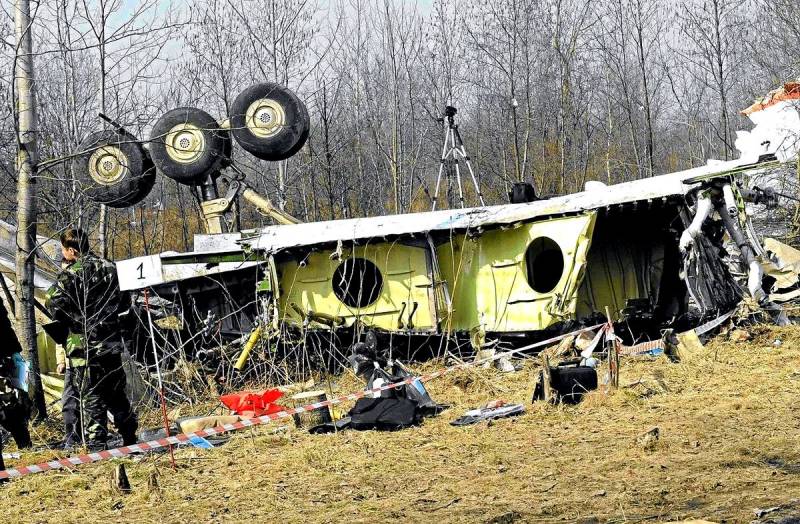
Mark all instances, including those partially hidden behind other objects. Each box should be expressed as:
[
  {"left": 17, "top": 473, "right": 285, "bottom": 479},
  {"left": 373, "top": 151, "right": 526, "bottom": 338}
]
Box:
[{"left": 349, "top": 397, "right": 422, "bottom": 431}]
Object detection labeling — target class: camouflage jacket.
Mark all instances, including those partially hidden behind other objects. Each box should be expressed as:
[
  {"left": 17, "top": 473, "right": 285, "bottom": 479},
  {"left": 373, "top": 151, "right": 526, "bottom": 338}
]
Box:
[{"left": 45, "top": 254, "right": 128, "bottom": 363}]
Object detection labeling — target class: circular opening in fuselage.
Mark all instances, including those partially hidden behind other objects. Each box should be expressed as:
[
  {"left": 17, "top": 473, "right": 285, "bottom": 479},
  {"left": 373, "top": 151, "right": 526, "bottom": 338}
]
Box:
[
  {"left": 332, "top": 257, "right": 383, "bottom": 308},
  {"left": 525, "top": 237, "right": 565, "bottom": 293}
]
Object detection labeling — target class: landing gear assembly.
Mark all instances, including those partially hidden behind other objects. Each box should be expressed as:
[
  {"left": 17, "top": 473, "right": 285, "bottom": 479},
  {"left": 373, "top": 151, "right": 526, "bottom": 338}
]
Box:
[{"left": 74, "top": 83, "right": 310, "bottom": 230}]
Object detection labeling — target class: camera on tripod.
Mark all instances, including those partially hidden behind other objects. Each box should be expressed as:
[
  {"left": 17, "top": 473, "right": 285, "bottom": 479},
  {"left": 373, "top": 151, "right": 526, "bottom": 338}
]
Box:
[
  {"left": 431, "top": 103, "right": 484, "bottom": 210},
  {"left": 438, "top": 105, "right": 458, "bottom": 127}
]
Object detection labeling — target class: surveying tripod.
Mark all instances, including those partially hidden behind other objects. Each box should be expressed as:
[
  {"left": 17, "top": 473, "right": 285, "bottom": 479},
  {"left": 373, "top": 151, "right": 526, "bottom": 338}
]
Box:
[{"left": 431, "top": 105, "right": 485, "bottom": 211}]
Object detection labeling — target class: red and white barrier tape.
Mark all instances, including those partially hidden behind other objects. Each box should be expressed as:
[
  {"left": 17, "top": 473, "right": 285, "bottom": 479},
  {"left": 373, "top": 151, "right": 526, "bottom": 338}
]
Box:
[
  {"left": 1, "top": 323, "right": 606, "bottom": 480},
  {"left": 619, "top": 339, "right": 664, "bottom": 356}
]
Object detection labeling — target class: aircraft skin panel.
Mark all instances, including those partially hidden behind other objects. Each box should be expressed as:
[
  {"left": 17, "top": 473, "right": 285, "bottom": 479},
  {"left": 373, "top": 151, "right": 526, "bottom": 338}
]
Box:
[
  {"left": 436, "top": 236, "right": 479, "bottom": 333},
  {"left": 244, "top": 157, "right": 781, "bottom": 255},
  {"left": 438, "top": 213, "right": 596, "bottom": 333},
  {"left": 276, "top": 243, "right": 436, "bottom": 332},
  {"left": 117, "top": 253, "right": 260, "bottom": 292}
]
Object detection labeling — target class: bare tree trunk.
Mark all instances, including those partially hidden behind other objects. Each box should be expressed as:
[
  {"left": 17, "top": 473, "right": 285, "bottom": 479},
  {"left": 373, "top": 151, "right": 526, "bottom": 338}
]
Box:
[
  {"left": 605, "top": 70, "right": 613, "bottom": 184},
  {"left": 14, "top": 0, "right": 47, "bottom": 420},
  {"left": 276, "top": 160, "right": 287, "bottom": 211},
  {"left": 97, "top": 2, "right": 109, "bottom": 257},
  {"left": 57, "top": 0, "right": 80, "bottom": 220},
  {"left": 633, "top": 0, "right": 656, "bottom": 176},
  {"left": 98, "top": 206, "right": 108, "bottom": 256},
  {"left": 712, "top": 0, "right": 732, "bottom": 159}
]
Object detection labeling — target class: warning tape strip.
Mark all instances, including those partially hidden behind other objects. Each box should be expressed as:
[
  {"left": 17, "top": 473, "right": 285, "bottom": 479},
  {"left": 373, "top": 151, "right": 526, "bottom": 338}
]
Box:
[
  {"left": 1, "top": 323, "right": 606, "bottom": 480},
  {"left": 618, "top": 339, "right": 665, "bottom": 356}
]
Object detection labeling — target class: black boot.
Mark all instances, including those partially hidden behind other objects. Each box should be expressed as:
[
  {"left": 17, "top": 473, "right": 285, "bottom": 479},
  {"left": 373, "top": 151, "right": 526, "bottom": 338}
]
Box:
[{"left": 121, "top": 432, "right": 138, "bottom": 447}]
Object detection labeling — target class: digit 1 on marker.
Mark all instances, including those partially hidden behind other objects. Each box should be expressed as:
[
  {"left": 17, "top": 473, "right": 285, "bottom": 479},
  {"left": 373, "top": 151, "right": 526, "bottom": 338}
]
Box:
[{"left": 137, "top": 262, "right": 144, "bottom": 280}]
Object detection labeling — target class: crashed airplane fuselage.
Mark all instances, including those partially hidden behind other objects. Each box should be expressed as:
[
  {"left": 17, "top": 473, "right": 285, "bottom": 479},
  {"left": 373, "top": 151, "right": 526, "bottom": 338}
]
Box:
[
  {"left": 80, "top": 82, "right": 800, "bottom": 375},
  {"left": 117, "top": 159, "right": 790, "bottom": 351}
]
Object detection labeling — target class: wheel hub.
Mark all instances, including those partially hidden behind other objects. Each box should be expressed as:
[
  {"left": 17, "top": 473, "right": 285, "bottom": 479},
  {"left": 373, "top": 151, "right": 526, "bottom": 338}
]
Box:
[
  {"left": 88, "top": 146, "right": 128, "bottom": 185},
  {"left": 166, "top": 123, "right": 206, "bottom": 164},
  {"left": 245, "top": 98, "right": 285, "bottom": 138}
]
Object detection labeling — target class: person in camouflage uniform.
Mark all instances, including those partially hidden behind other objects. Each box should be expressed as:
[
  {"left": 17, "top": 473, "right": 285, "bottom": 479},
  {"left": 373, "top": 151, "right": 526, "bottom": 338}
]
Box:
[
  {"left": 0, "top": 295, "right": 31, "bottom": 475},
  {"left": 45, "top": 229, "right": 137, "bottom": 450}
]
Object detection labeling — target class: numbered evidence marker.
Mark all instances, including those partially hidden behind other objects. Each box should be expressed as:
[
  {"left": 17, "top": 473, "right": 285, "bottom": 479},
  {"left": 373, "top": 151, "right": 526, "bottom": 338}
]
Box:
[{"left": 117, "top": 255, "right": 163, "bottom": 291}]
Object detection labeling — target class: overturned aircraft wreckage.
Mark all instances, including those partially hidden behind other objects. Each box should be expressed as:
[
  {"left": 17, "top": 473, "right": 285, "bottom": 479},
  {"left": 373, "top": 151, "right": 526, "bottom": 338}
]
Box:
[{"left": 67, "top": 82, "right": 800, "bottom": 387}]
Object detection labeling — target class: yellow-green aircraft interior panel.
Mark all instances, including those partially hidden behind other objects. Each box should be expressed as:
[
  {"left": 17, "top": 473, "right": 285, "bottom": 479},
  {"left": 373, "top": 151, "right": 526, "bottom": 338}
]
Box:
[
  {"left": 276, "top": 242, "right": 437, "bottom": 332},
  {"left": 437, "top": 212, "right": 596, "bottom": 333}
]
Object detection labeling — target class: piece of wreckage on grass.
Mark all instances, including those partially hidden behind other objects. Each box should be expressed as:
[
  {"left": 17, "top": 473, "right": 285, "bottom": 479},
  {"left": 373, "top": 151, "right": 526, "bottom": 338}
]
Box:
[{"left": 63, "top": 82, "right": 800, "bottom": 394}]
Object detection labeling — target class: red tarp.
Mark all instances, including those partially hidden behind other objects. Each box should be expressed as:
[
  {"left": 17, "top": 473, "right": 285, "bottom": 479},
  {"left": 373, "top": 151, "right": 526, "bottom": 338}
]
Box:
[{"left": 219, "top": 389, "right": 286, "bottom": 417}]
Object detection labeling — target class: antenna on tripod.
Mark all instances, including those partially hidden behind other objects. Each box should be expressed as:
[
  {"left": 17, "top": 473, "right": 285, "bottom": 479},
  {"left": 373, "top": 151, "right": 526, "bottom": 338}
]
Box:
[{"left": 431, "top": 104, "right": 485, "bottom": 211}]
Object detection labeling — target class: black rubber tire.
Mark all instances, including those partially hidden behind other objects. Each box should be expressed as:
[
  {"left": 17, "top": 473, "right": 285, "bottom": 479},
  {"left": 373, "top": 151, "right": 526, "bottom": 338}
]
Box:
[
  {"left": 230, "top": 83, "right": 310, "bottom": 161},
  {"left": 74, "top": 129, "right": 156, "bottom": 209},
  {"left": 149, "top": 107, "right": 229, "bottom": 184}
]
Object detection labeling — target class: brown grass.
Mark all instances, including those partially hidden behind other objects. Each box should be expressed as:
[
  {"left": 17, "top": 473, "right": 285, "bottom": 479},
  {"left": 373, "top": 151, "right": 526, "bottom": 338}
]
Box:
[{"left": 3, "top": 325, "right": 800, "bottom": 523}]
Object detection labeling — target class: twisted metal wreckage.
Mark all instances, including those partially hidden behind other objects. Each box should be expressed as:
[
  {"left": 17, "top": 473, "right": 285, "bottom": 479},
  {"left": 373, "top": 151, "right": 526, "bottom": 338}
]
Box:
[{"left": 18, "top": 82, "right": 800, "bottom": 402}]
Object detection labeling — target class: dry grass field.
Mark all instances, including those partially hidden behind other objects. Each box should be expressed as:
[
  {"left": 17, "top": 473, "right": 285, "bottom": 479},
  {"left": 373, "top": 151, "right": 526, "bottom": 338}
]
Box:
[{"left": 2, "top": 325, "right": 800, "bottom": 523}]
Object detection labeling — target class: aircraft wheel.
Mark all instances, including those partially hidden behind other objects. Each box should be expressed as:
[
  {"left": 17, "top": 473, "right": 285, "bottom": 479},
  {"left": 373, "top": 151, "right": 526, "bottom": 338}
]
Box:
[
  {"left": 74, "top": 129, "right": 155, "bottom": 208},
  {"left": 230, "top": 83, "right": 310, "bottom": 161},
  {"left": 149, "top": 106, "right": 229, "bottom": 184}
]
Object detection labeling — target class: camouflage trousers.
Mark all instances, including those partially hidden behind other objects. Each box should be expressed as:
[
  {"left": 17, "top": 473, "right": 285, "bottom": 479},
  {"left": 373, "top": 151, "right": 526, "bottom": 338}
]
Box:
[
  {"left": 61, "top": 367, "right": 82, "bottom": 447},
  {"left": 0, "top": 389, "right": 32, "bottom": 475},
  {"left": 70, "top": 353, "right": 138, "bottom": 449},
  {"left": 0, "top": 375, "right": 31, "bottom": 447},
  {"left": 0, "top": 403, "right": 32, "bottom": 449}
]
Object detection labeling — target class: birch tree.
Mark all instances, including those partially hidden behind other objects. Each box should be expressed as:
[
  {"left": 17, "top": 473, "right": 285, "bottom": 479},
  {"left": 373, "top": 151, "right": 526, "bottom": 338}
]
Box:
[{"left": 14, "top": 0, "right": 47, "bottom": 419}]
